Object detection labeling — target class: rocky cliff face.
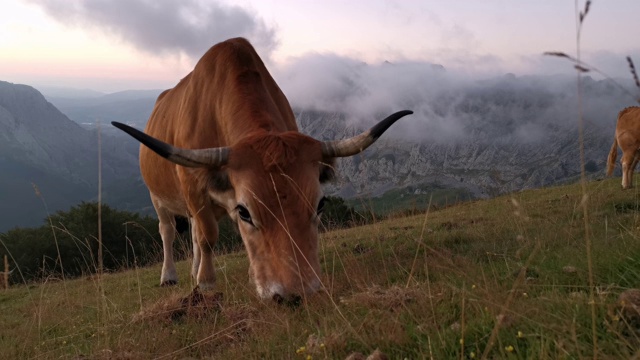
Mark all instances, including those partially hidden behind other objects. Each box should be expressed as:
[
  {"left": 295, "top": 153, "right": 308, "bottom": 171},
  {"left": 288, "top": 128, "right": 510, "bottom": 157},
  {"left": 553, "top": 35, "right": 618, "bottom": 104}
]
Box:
[
  {"left": 296, "top": 75, "right": 635, "bottom": 199},
  {"left": 320, "top": 125, "right": 610, "bottom": 199}
]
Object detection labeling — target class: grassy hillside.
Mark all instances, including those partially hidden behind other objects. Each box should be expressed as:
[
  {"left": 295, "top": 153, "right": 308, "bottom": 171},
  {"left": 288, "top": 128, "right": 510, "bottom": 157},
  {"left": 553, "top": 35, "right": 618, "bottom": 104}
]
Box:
[
  {"left": 2, "top": 178, "right": 640, "bottom": 359},
  {"left": 349, "top": 183, "right": 475, "bottom": 216}
]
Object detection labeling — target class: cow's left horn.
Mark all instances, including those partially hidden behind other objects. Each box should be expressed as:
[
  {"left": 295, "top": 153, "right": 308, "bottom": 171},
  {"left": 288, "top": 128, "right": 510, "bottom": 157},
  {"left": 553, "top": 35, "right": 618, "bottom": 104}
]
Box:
[
  {"left": 321, "top": 110, "right": 413, "bottom": 158},
  {"left": 111, "top": 122, "right": 229, "bottom": 168}
]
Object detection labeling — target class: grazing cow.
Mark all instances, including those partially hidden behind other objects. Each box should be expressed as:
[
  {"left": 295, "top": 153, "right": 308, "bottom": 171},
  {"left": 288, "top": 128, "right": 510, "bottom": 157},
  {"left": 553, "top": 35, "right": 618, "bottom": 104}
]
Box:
[
  {"left": 112, "top": 38, "right": 412, "bottom": 302},
  {"left": 607, "top": 107, "right": 640, "bottom": 189}
]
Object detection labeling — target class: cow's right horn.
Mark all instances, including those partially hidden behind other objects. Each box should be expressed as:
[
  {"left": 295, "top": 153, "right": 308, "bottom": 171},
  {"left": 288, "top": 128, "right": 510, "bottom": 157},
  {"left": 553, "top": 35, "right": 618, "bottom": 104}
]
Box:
[
  {"left": 111, "top": 122, "right": 229, "bottom": 168},
  {"left": 321, "top": 110, "right": 413, "bottom": 158}
]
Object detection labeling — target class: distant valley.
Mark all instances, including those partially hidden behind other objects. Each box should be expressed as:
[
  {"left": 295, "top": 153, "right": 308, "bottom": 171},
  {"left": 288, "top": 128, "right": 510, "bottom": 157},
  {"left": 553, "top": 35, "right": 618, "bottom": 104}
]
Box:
[{"left": 45, "top": 88, "right": 163, "bottom": 132}]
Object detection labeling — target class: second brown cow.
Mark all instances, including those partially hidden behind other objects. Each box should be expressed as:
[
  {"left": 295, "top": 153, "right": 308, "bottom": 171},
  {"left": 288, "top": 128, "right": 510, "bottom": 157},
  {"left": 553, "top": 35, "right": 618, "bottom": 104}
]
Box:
[{"left": 607, "top": 107, "right": 640, "bottom": 189}]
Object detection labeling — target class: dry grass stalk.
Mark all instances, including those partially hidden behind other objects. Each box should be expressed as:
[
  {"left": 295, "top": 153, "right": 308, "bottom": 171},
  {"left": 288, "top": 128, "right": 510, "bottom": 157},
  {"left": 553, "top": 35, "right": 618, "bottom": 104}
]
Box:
[
  {"left": 572, "top": 2, "right": 598, "bottom": 357},
  {"left": 628, "top": 56, "right": 640, "bottom": 88},
  {"left": 543, "top": 51, "right": 640, "bottom": 102},
  {"left": 2, "top": 254, "right": 8, "bottom": 290},
  {"left": 340, "top": 285, "right": 418, "bottom": 311},
  {"left": 480, "top": 242, "right": 540, "bottom": 359},
  {"left": 579, "top": 0, "right": 591, "bottom": 24},
  {"left": 543, "top": 51, "right": 573, "bottom": 60},
  {"left": 32, "top": 182, "right": 66, "bottom": 283},
  {"left": 574, "top": 64, "right": 590, "bottom": 73}
]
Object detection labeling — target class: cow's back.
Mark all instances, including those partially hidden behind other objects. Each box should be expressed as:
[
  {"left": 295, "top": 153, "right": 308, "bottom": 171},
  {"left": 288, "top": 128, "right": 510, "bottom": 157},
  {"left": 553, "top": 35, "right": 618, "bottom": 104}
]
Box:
[
  {"left": 617, "top": 107, "right": 640, "bottom": 138},
  {"left": 139, "top": 37, "right": 297, "bottom": 212}
]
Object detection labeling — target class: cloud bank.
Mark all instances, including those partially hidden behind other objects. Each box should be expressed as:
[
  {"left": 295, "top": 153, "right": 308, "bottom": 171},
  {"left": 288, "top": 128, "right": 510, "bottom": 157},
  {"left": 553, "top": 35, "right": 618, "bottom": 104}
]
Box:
[
  {"left": 26, "top": 0, "right": 277, "bottom": 60},
  {"left": 25, "top": 0, "right": 640, "bottom": 146},
  {"left": 273, "top": 53, "right": 640, "bottom": 144}
]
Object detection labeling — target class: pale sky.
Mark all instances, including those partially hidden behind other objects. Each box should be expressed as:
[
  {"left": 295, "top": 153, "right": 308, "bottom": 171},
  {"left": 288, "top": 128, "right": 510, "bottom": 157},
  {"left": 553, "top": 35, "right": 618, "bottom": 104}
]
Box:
[{"left": 1, "top": 0, "right": 639, "bottom": 92}]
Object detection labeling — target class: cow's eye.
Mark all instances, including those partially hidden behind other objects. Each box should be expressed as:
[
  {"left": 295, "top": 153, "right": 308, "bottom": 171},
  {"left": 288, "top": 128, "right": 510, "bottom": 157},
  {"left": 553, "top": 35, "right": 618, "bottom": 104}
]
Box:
[
  {"left": 236, "top": 205, "right": 253, "bottom": 225},
  {"left": 317, "top": 197, "right": 327, "bottom": 215}
]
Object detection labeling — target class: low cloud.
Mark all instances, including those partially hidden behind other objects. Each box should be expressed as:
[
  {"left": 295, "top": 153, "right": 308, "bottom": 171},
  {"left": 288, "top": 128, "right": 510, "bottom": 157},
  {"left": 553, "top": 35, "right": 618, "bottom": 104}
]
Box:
[
  {"left": 275, "top": 54, "right": 459, "bottom": 120},
  {"left": 26, "top": 0, "right": 640, "bottom": 145},
  {"left": 274, "top": 53, "right": 640, "bottom": 144},
  {"left": 26, "top": 0, "right": 278, "bottom": 60}
]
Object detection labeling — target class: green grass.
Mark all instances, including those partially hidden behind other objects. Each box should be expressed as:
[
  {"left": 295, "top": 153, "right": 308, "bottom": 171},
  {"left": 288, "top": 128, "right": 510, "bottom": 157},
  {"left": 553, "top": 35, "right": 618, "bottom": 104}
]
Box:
[
  {"left": 3, "top": 178, "right": 640, "bottom": 359},
  {"left": 349, "top": 183, "right": 474, "bottom": 216}
]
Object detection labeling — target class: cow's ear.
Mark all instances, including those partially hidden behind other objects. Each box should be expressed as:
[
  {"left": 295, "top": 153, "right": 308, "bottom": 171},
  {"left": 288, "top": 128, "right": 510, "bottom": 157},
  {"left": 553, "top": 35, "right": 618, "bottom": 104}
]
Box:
[
  {"left": 319, "top": 163, "right": 335, "bottom": 183},
  {"left": 209, "top": 171, "right": 232, "bottom": 192}
]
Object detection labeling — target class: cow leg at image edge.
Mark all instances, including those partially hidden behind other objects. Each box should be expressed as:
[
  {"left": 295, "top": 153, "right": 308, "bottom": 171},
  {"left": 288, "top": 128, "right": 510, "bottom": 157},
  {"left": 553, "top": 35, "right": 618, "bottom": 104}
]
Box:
[
  {"left": 153, "top": 199, "right": 178, "bottom": 286},
  {"left": 192, "top": 209, "right": 218, "bottom": 290},
  {"left": 190, "top": 217, "right": 201, "bottom": 282}
]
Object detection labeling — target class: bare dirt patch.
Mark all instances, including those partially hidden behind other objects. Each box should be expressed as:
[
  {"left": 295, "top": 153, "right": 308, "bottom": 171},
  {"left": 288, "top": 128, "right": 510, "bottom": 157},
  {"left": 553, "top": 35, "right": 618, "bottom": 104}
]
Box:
[
  {"left": 610, "top": 288, "right": 640, "bottom": 340},
  {"left": 133, "top": 288, "right": 224, "bottom": 323}
]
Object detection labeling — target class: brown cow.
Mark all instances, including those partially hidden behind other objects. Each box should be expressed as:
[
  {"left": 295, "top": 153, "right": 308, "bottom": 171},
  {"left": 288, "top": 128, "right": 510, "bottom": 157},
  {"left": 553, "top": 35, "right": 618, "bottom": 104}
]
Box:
[
  {"left": 607, "top": 107, "right": 640, "bottom": 189},
  {"left": 112, "top": 38, "right": 412, "bottom": 303}
]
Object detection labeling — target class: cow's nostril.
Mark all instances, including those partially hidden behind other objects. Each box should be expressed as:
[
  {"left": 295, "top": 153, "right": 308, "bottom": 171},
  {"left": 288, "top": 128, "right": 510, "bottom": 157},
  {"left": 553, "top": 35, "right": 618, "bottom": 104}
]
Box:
[
  {"left": 272, "top": 293, "right": 285, "bottom": 304},
  {"left": 272, "top": 293, "right": 302, "bottom": 307},
  {"left": 289, "top": 294, "right": 302, "bottom": 307}
]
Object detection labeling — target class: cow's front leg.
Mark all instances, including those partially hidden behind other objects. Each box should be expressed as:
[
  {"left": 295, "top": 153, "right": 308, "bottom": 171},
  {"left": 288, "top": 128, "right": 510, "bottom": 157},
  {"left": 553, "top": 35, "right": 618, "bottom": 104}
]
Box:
[
  {"left": 630, "top": 153, "right": 640, "bottom": 189},
  {"left": 193, "top": 213, "right": 218, "bottom": 291},
  {"left": 622, "top": 152, "right": 635, "bottom": 189},
  {"left": 190, "top": 217, "right": 201, "bottom": 282},
  {"left": 156, "top": 207, "right": 178, "bottom": 286}
]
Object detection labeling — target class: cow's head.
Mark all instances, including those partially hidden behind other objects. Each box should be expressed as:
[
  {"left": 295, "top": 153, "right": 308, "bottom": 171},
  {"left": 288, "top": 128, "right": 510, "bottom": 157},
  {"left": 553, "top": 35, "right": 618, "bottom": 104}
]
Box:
[{"left": 112, "top": 110, "right": 412, "bottom": 302}]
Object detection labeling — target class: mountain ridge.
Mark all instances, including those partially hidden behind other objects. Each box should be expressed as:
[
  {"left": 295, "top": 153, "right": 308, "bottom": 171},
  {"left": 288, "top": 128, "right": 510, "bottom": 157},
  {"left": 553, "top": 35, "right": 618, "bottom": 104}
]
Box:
[
  {"left": 0, "top": 81, "right": 142, "bottom": 231},
  {"left": 1, "top": 75, "right": 637, "bottom": 231}
]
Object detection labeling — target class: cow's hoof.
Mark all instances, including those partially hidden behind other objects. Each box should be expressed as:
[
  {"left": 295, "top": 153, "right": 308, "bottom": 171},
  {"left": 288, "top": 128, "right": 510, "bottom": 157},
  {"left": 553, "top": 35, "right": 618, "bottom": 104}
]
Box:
[
  {"left": 196, "top": 280, "right": 216, "bottom": 291},
  {"left": 161, "top": 280, "right": 178, "bottom": 287}
]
